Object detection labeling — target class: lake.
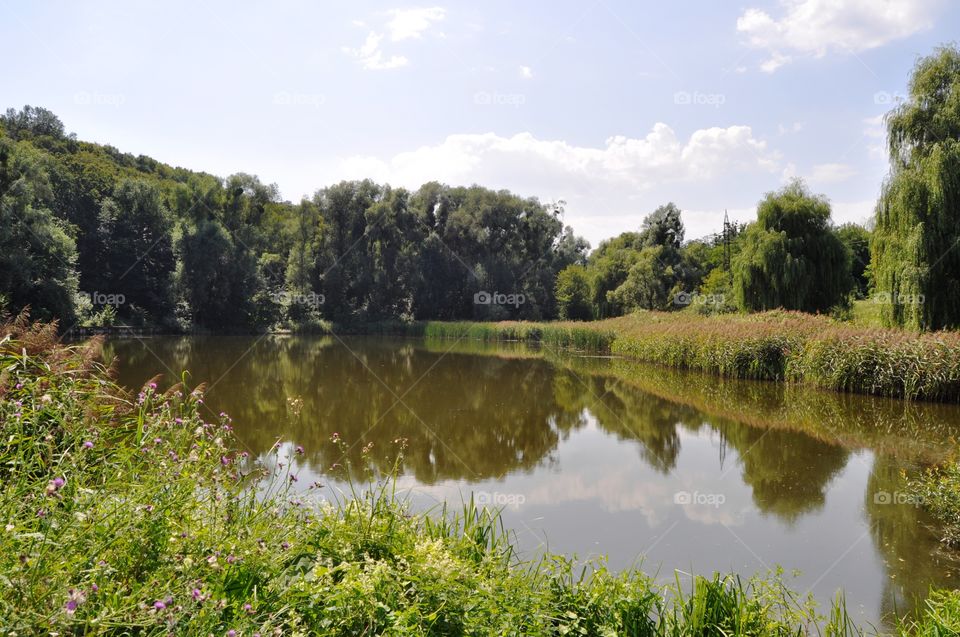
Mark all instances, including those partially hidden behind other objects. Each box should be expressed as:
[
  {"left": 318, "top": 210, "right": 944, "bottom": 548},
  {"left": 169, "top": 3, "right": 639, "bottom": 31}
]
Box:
[{"left": 105, "top": 334, "right": 960, "bottom": 630}]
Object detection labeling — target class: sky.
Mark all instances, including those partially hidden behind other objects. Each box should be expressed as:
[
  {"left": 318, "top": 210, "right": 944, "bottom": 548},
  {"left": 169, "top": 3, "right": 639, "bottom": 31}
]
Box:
[{"left": 2, "top": 0, "right": 958, "bottom": 246}]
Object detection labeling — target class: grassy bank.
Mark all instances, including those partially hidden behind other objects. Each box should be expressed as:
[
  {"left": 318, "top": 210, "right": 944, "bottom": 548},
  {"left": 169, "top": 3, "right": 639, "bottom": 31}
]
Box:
[
  {"left": 415, "top": 311, "right": 960, "bottom": 402},
  {"left": 3, "top": 317, "right": 960, "bottom": 635}
]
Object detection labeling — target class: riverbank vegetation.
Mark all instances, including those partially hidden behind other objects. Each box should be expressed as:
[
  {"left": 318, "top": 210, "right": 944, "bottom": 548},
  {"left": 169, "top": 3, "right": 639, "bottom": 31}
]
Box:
[
  {"left": 1, "top": 316, "right": 959, "bottom": 634},
  {"left": 417, "top": 310, "right": 960, "bottom": 401}
]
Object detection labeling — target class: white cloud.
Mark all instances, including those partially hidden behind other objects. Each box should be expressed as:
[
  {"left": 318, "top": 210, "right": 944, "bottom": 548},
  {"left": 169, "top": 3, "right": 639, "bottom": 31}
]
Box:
[
  {"left": 344, "top": 7, "right": 445, "bottom": 70},
  {"left": 737, "top": 0, "right": 941, "bottom": 72},
  {"left": 337, "top": 125, "right": 781, "bottom": 243},
  {"left": 520, "top": 65, "right": 533, "bottom": 79},
  {"left": 385, "top": 7, "right": 446, "bottom": 41},
  {"left": 343, "top": 32, "right": 408, "bottom": 70}
]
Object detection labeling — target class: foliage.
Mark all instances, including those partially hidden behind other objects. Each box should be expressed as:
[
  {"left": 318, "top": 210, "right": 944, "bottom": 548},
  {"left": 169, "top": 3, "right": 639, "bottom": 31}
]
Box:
[
  {"left": 96, "top": 179, "right": 176, "bottom": 323},
  {"left": 555, "top": 264, "right": 593, "bottom": 320},
  {"left": 734, "top": 180, "right": 852, "bottom": 314},
  {"left": 872, "top": 45, "right": 960, "bottom": 330},
  {"left": 0, "top": 138, "right": 79, "bottom": 323},
  {"left": 0, "top": 108, "right": 589, "bottom": 331},
  {"left": 836, "top": 223, "right": 872, "bottom": 298},
  {"left": 908, "top": 462, "right": 960, "bottom": 547}
]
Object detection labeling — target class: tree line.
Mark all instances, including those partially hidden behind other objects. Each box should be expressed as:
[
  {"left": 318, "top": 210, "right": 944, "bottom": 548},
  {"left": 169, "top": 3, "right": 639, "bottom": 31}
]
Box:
[
  {"left": 2, "top": 45, "right": 958, "bottom": 332},
  {"left": 0, "top": 108, "right": 586, "bottom": 330}
]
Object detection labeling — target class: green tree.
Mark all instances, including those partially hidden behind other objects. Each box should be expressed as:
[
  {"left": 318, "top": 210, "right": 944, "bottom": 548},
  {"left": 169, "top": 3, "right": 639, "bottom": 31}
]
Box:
[
  {"left": 0, "top": 139, "right": 78, "bottom": 323},
  {"left": 97, "top": 179, "right": 175, "bottom": 322},
  {"left": 555, "top": 264, "right": 593, "bottom": 320},
  {"left": 607, "top": 245, "right": 675, "bottom": 311},
  {"left": 836, "top": 223, "right": 871, "bottom": 298},
  {"left": 872, "top": 45, "right": 960, "bottom": 329},
  {"left": 733, "top": 180, "right": 851, "bottom": 313}
]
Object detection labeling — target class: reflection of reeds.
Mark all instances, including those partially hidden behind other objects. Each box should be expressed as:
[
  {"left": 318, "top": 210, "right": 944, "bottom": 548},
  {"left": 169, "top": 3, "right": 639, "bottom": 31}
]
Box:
[{"left": 418, "top": 311, "right": 960, "bottom": 402}]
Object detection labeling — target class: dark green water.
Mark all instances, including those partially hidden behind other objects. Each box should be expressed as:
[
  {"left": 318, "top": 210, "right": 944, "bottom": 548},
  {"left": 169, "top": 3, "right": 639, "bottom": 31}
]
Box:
[{"left": 105, "top": 334, "right": 960, "bottom": 630}]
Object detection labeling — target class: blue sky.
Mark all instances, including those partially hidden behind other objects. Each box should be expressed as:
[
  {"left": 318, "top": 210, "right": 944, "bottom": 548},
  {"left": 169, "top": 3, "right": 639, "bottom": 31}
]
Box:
[{"left": 3, "top": 0, "right": 958, "bottom": 245}]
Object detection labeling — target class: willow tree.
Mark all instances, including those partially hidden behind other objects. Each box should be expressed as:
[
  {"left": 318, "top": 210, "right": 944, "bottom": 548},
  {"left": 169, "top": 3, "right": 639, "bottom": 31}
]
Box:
[
  {"left": 733, "top": 180, "right": 850, "bottom": 313},
  {"left": 872, "top": 46, "right": 960, "bottom": 330}
]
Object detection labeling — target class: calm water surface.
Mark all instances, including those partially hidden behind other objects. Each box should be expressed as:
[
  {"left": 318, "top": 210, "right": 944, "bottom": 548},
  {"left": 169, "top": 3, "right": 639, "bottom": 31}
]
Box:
[{"left": 105, "top": 335, "right": 960, "bottom": 630}]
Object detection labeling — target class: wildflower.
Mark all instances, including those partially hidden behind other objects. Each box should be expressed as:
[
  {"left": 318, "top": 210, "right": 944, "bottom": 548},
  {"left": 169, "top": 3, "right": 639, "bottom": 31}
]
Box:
[
  {"left": 154, "top": 437, "right": 162, "bottom": 444},
  {"left": 65, "top": 599, "right": 78, "bottom": 614},
  {"left": 153, "top": 600, "right": 166, "bottom": 610},
  {"left": 226, "top": 554, "right": 237, "bottom": 564},
  {"left": 244, "top": 603, "right": 252, "bottom": 613},
  {"left": 191, "top": 588, "right": 202, "bottom": 601},
  {"left": 4, "top": 523, "right": 13, "bottom": 532},
  {"left": 221, "top": 456, "right": 230, "bottom": 466},
  {"left": 281, "top": 541, "right": 290, "bottom": 551},
  {"left": 149, "top": 382, "right": 157, "bottom": 389},
  {"left": 289, "top": 474, "right": 297, "bottom": 483},
  {"left": 90, "top": 584, "right": 98, "bottom": 593},
  {"left": 295, "top": 445, "right": 304, "bottom": 455},
  {"left": 82, "top": 440, "right": 94, "bottom": 449},
  {"left": 41, "top": 393, "right": 52, "bottom": 404},
  {"left": 175, "top": 417, "right": 183, "bottom": 424},
  {"left": 46, "top": 478, "right": 65, "bottom": 496},
  {"left": 227, "top": 631, "right": 236, "bottom": 637}
]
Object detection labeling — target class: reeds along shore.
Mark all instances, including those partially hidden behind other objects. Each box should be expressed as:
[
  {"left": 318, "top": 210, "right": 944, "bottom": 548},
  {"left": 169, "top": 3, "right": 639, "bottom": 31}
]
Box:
[{"left": 415, "top": 311, "right": 960, "bottom": 402}]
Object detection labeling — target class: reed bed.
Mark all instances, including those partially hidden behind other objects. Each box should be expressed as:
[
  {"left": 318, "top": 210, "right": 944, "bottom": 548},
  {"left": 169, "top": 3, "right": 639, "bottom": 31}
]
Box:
[
  {"left": 3, "top": 315, "right": 959, "bottom": 634},
  {"left": 418, "top": 311, "right": 960, "bottom": 402}
]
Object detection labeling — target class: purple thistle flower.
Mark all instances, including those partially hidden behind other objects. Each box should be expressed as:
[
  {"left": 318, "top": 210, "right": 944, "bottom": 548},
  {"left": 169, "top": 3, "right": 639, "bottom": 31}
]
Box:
[
  {"left": 90, "top": 583, "right": 98, "bottom": 593},
  {"left": 175, "top": 417, "right": 183, "bottom": 424},
  {"left": 227, "top": 631, "right": 236, "bottom": 637},
  {"left": 82, "top": 440, "right": 94, "bottom": 449},
  {"left": 65, "top": 599, "right": 78, "bottom": 614},
  {"left": 153, "top": 600, "right": 166, "bottom": 610},
  {"left": 281, "top": 541, "right": 290, "bottom": 550},
  {"left": 191, "top": 588, "right": 202, "bottom": 601},
  {"left": 149, "top": 382, "right": 157, "bottom": 389},
  {"left": 295, "top": 445, "right": 304, "bottom": 455},
  {"left": 244, "top": 603, "right": 252, "bottom": 613},
  {"left": 221, "top": 456, "right": 230, "bottom": 466},
  {"left": 53, "top": 477, "right": 65, "bottom": 489}
]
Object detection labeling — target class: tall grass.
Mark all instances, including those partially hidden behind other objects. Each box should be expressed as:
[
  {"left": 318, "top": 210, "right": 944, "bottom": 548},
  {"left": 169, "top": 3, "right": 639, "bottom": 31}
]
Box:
[
  {"left": 2, "top": 314, "right": 959, "bottom": 634},
  {"left": 417, "top": 311, "right": 960, "bottom": 402}
]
